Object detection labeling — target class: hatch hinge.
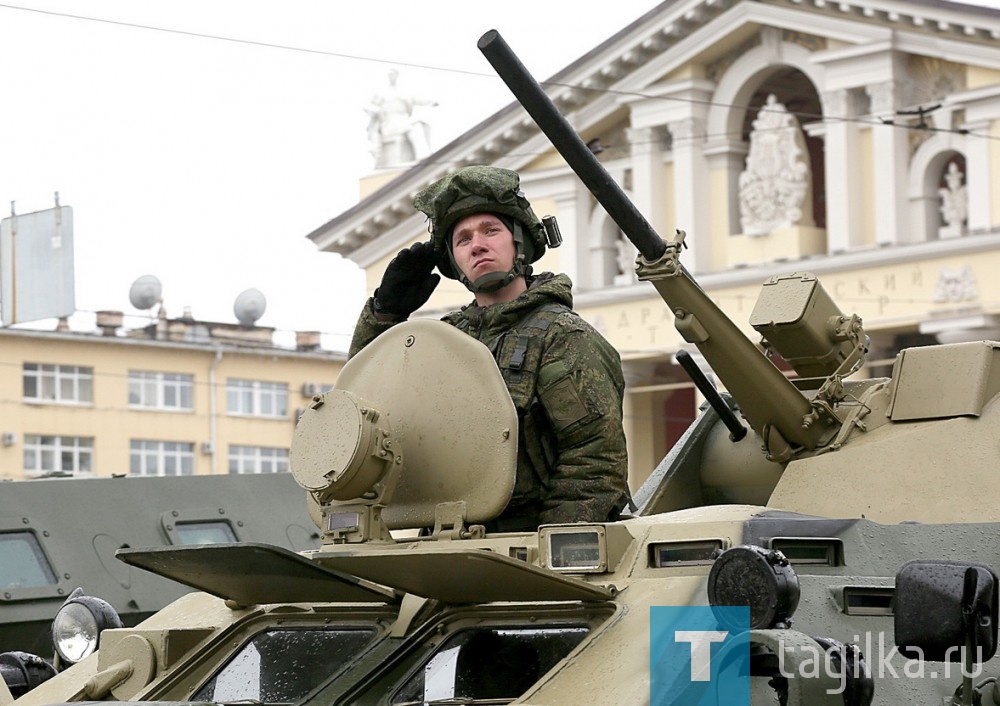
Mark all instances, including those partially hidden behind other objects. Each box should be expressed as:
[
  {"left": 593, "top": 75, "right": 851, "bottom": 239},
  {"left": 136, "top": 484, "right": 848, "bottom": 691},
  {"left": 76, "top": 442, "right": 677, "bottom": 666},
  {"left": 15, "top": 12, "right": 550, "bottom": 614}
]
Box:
[{"left": 432, "top": 501, "right": 485, "bottom": 540}]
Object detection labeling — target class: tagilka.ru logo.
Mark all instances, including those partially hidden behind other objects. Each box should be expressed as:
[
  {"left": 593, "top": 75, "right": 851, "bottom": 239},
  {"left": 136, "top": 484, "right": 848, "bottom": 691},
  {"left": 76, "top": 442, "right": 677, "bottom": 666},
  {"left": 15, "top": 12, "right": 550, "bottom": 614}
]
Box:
[{"left": 650, "top": 606, "right": 750, "bottom": 706}]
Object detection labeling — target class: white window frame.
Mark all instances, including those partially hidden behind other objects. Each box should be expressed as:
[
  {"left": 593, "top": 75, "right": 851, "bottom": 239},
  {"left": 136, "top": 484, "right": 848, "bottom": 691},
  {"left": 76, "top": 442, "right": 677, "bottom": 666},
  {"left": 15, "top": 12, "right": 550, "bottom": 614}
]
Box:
[
  {"left": 23, "top": 363, "right": 93, "bottom": 405},
  {"left": 228, "top": 445, "right": 289, "bottom": 474},
  {"left": 128, "top": 371, "right": 194, "bottom": 411},
  {"left": 24, "top": 435, "right": 94, "bottom": 476},
  {"left": 226, "top": 379, "right": 289, "bottom": 418},
  {"left": 129, "top": 440, "right": 195, "bottom": 476}
]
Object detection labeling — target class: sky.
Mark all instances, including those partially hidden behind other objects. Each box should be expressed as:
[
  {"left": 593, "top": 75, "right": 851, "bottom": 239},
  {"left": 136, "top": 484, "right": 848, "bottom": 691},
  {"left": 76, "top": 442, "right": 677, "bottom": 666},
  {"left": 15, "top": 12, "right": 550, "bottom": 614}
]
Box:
[
  {"left": 0, "top": 0, "right": 665, "bottom": 351},
  {"left": 1, "top": 0, "right": 998, "bottom": 351}
]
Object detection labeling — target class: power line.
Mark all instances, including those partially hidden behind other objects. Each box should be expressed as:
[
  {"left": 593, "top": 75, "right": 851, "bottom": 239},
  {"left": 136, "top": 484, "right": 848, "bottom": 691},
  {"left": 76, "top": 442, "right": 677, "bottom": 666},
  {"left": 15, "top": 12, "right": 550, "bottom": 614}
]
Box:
[
  {"left": 0, "top": 2, "right": 994, "bottom": 146},
  {"left": 550, "top": 81, "right": 995, "bottom": 142},
  {"left": 0, "top": 2, "right": 489, "bottom": 77}
]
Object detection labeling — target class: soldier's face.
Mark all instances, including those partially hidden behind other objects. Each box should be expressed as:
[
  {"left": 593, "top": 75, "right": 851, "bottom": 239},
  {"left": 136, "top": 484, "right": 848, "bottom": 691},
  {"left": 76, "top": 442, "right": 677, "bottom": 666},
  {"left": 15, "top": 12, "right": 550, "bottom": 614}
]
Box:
[{"left": 451, "top": 214, "right": 516, "bottom": 281}]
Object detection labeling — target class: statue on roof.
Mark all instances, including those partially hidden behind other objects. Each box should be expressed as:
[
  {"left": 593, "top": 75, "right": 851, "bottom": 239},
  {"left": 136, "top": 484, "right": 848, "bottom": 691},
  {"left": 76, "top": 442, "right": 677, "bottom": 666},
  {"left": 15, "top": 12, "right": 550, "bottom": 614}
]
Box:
[{"left": 364, "top": 69, "right": 438, "bottom": 169}]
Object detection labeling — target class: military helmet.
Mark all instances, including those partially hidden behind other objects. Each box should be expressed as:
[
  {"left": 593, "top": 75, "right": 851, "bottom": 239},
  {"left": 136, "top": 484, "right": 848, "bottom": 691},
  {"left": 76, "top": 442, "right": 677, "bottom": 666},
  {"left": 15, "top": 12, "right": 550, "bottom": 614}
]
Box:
[{"left": 413, "top": 166, "right": 548, "bottom": 292}]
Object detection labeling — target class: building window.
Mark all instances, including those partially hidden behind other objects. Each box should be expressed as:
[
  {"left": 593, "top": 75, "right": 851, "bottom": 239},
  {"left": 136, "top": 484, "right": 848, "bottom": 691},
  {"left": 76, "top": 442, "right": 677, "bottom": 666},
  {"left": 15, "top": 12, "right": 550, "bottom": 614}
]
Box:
[
  {"left": 23, "top": 364, "right": 93, "bottom": 404},
  {"left": 226, "top": 379, "right": 288, "bottom": 418},
  {"left": 229, "top": 445, "right": 289, "bottom": 474},
  {"left": 24, "top": 435, "right": 93, "bottom": 475},
  {"left": 129, "top": 440, "right": 195, "bottom": 476},
  {"left": 128, "top": 371, "right": 194, "bottom": 411}
]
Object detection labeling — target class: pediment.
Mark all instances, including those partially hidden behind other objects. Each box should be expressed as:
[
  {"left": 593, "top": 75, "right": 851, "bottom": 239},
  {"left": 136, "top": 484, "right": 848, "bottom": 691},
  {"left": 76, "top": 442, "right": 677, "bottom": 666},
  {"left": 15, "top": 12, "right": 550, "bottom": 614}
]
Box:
[{"left": 306, "top": 0, "right": 1000, "bottom": 268}]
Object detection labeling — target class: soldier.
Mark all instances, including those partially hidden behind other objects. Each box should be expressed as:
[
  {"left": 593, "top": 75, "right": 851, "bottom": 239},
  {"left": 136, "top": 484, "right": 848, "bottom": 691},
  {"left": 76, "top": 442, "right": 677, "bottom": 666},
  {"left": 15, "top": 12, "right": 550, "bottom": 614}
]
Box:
[{"left": 350, "top": 165, "right": 629, "bottom": 531}]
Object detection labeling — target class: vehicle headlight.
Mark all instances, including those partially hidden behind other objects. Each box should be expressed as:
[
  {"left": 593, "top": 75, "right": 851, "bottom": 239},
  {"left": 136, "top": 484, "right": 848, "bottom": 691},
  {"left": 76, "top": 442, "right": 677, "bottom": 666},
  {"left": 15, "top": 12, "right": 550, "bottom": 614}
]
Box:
[{"left": 51, "top": 591, "right": 123, "bottom": 665}]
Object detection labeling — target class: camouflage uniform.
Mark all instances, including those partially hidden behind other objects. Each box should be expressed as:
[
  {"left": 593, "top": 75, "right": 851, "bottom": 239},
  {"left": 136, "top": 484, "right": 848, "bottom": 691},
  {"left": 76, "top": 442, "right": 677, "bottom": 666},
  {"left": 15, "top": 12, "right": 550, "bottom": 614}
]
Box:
[{"left": 349, "top": 272, "right": 629, "bottom": 530}]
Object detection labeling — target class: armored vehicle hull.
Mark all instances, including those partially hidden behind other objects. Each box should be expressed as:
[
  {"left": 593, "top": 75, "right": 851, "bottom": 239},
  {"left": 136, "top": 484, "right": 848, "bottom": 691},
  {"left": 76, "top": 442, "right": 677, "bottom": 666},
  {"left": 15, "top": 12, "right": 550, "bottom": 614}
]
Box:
[
  {"left": 10, "top": 506, "right": 1000, "bottom": 705},
  {"left": 0, "top": 473, "right": 318, "bottom": 655}
]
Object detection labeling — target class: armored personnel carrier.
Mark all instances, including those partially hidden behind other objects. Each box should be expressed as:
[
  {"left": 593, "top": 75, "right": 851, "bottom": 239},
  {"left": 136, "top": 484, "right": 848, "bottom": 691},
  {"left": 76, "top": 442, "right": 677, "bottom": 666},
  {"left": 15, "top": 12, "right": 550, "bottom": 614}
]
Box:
[
  {"left": 5, "top": 31, "right": 1000, "bottom": 706},
  {"left": 0, "top": 472, "right": 320, "bottom": 656}
]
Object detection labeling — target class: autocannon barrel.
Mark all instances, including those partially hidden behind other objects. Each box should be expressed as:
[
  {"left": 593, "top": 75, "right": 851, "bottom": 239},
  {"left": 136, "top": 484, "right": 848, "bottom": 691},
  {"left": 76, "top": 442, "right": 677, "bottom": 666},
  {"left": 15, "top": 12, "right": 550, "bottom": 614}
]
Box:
[{"left": 478, "top": 29, "right": 667, "bottom": 263}]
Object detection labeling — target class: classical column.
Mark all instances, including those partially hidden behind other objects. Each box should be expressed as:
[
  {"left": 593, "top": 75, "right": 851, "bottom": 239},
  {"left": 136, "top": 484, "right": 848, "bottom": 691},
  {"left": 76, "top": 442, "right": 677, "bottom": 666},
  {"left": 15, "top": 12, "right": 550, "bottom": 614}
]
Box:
[
  {"left": 703, "top": 139, "right": 748, "bottom": 238},
  {"left": 626, "top": 125, "right": 670, "bottom": 235},
  {"left": 820, "top": 89, "right": 863, "bottom": 252},
  {"left": 548, "top": 179, "right": 592, "bottom": 287},
  {"left": 964, "top": 120, "right": 992, "bottom": 232},
  {"left": 667, "top": 117, "right": 710, "bottom": 272},
  {"left": 867, "top": 80, "right": 910, "bottom": 244}
]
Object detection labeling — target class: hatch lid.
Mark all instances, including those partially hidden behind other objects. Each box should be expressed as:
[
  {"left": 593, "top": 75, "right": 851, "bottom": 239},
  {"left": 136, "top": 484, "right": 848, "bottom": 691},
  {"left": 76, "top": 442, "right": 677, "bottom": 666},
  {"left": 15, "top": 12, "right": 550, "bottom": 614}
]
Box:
[{"left": 117, "top": 543, "right": 397, "bottom": 604}]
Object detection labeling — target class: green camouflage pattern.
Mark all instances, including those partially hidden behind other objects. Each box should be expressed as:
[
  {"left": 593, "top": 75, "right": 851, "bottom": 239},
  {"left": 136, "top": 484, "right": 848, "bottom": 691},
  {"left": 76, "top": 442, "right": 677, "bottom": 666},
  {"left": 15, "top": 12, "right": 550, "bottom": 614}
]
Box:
[
  {"left": 350, "top": 273, "right": 629, "bottom": 528},
  {"left": 413, "top": 166, "right": 547, "bottom": 281}
]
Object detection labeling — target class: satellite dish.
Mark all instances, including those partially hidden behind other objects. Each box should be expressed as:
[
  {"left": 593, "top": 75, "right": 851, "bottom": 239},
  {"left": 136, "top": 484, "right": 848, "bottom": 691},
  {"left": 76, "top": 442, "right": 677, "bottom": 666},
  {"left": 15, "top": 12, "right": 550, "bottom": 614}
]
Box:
[
  {"left": 129, "top": 275, "right": 162, "bottom": 310},
  {"left": 234, "top": 288, "right": 267, "bottom": 327}
]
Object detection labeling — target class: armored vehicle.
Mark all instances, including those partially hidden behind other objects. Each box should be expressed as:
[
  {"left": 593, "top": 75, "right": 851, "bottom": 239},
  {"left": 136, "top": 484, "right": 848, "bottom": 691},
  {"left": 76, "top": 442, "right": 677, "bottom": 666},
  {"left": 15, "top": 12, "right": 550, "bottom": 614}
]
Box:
[
  {"left": 0, "top": 473, "right": 319, "bottom": 655},
  {"left": 6, "top": 31, "right": 1000, "bottom": 706}
]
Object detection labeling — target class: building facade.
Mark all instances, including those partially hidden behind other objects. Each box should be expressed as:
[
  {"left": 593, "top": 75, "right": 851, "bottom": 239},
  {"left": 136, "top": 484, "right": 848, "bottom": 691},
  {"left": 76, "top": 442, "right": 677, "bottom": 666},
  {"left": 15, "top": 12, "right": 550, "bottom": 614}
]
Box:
[
  {"left": 307, "top": 0, "right": 1000, "bottom": 489},
  {"left": 0, "top": 317, "right": 345, "bottom": 480}
]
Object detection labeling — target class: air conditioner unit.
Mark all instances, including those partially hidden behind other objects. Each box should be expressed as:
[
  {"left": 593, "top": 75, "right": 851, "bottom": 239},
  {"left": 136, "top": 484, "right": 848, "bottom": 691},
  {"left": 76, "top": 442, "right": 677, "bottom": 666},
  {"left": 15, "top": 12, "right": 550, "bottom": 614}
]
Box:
[
  {"left": 1, "top": 432, "right": 17, "bottom": 447},
  {"left": 201, "top": 441, "right": 215, "bottom": 455},
  {"left": 302, "top": 382, "right": 321, "bottom": 397}
]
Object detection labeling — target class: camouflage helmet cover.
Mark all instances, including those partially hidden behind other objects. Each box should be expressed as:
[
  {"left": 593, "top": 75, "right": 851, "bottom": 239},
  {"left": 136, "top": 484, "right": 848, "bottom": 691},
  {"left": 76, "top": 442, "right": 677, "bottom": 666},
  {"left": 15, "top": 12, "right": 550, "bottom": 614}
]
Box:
[{"left": 413, "top": 166, "right": 546, "bottom": 281}]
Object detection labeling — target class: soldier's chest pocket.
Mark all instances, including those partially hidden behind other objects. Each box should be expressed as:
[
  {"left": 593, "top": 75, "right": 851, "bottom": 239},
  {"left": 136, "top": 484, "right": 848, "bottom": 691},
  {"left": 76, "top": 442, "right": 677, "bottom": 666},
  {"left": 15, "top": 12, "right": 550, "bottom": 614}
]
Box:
[{"left": 494, "top": 332, "right": 543, "bottom": 412}]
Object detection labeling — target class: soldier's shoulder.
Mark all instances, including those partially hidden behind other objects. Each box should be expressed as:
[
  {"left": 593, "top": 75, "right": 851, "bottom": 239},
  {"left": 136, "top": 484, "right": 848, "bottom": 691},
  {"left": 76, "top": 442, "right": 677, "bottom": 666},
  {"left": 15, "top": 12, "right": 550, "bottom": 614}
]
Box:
[
  {"left": 540, "top": 307, "right": 613, "bottom": 348},
  {"left": 517, "top": 302, "right": 579, "bottom": 334}
]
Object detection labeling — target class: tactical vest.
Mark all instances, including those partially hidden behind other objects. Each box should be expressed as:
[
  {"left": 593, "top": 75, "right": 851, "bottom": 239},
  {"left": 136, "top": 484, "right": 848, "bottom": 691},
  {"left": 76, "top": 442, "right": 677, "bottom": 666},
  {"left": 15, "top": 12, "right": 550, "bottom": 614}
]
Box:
[{"left": 454, "top": 302, "right": 569, "bottom": 508}]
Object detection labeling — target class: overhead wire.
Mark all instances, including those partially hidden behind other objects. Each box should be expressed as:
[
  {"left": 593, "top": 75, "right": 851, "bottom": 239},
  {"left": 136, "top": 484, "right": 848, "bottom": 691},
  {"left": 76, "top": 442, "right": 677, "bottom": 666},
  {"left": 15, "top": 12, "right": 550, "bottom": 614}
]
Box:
[
  {"left": 0, "top": 0, "right": 994, "bottom": 149},
  {"left": 0, "top": 2, "right": 489, "bottom": 77}
]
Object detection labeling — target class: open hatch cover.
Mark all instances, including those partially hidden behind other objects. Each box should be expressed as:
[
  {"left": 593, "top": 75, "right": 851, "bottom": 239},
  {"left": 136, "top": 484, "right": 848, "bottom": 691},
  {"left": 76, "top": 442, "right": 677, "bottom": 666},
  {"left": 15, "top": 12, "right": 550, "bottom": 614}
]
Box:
[
  {"left": 312, "top": 547, "right": 614, "bottom": 603},
  {"left": 117, "top": 543, "right": 397, "bottom": 605}
]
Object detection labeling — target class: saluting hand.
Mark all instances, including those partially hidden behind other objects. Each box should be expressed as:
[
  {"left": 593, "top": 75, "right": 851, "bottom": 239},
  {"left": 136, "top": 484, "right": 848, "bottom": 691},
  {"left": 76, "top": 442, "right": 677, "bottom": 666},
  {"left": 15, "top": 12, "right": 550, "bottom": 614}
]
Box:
[{"left": 373, "top": 241, "right": 441, "bottom": 319}]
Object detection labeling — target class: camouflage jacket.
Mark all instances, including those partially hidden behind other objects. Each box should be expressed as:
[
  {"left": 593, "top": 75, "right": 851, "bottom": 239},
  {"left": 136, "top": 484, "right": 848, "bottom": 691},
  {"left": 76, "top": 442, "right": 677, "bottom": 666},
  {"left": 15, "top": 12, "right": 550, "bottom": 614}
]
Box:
[{"left": 349, "top": 273, "right": 629, "bottom": 529}]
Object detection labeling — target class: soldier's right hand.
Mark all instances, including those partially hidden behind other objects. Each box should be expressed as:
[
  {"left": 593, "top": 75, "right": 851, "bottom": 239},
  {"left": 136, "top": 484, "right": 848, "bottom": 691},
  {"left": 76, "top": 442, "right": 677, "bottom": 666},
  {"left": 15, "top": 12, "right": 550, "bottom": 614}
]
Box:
[{"left": 373, "top": 241, "right": 441, "bottom": 319}]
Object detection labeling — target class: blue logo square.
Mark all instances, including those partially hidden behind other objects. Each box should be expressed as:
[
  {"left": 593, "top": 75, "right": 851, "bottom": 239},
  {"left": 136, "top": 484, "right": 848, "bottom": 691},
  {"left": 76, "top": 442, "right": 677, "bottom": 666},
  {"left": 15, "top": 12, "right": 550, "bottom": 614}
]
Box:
[{"left": 650, "top": 606, "right": 750, "bottom": 706}]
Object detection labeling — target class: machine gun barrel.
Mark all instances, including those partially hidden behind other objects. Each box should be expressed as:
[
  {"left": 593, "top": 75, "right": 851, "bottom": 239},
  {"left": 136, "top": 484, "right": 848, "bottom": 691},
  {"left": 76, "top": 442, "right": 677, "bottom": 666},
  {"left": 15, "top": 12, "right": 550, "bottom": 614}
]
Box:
[
  {"left": 479, "top": 30, "right": 834, "bottom": 460},
  {"left": 478, "top": 30, "right": 666, "bottom": 263}
]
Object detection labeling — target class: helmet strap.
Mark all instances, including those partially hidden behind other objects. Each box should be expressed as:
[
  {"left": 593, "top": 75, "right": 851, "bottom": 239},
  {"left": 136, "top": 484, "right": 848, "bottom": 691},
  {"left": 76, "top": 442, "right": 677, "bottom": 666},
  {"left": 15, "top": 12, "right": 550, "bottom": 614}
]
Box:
[{"left": 470, "top": 269, "right": 519, "bottom": 293}]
